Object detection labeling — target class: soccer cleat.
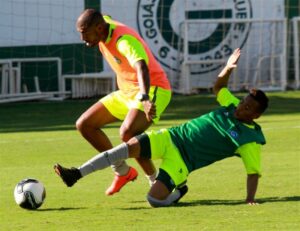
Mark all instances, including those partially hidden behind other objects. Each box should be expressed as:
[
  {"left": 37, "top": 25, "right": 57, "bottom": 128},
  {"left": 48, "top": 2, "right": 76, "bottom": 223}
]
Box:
[
  {"left": 105, "top": 167, "right": 138, "bottom": 196},
  {"left": 174, "top": 185, "right": 188, "bottom": 203},
  {"left": 54, "top": 163, "right": 82, "bottom": 187}
]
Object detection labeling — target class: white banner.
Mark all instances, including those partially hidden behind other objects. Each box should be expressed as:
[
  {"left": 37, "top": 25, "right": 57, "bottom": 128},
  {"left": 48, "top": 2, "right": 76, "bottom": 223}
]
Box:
[
  {"left": 102, "top": 0, "right": 285, "bottom": 91},
  {"left": 0, "top": 0, "right": 83, "bottom": 46},
  {"left": 0, "top": 0, "right": 286, "bottom": 91}
]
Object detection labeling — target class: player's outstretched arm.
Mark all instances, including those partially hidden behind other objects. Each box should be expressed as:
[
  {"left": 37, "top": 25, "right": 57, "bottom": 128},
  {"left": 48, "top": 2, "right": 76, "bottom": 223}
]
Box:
[
  {"left": 213, "top": 48, "right": 241, "bottom": 95},
  {"left": 246, "top": 174, "right": 259, "bottom": 205}
]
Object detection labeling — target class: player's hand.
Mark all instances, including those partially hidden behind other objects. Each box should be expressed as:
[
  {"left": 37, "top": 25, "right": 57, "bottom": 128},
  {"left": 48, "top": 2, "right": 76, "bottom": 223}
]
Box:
[
  {"left": 246, "top": 199, "right": 259, "bottom": 205},
  {"left": 142, "top": 100, "right": 156, "bottom": 122},
  {"left": 226, "top": 48, "right": 241, "bottom": 69}
]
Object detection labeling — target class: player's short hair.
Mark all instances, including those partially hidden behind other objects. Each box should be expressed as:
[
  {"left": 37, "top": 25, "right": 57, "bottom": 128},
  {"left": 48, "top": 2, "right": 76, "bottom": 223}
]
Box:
[
  {"left": 78, "top": 9, "right": 104, "bottom": 29},
  {"left": 249, "top": 88, "right": 269, "bottom": 114}
]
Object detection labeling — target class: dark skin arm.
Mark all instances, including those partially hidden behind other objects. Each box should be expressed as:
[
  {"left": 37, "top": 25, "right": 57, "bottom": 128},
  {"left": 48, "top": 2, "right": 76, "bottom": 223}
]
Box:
[
  {"left": 135, "top": 59, "right": 150, "bottom": 94},
  {"left": 214, "top": 48, "right": 260, "bottom": 204},
  {"left": 134, "top": 60, "right": 156, "bottom": 122},
  {"left": 213, "top": 48, "right": 241, "bottom": 96},
  {"left": 246, "top": 174, "right": 259, "bottom": 205}
]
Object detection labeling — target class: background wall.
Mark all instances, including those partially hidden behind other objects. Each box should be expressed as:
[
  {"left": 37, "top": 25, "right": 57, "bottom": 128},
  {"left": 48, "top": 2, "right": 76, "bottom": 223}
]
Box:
[{"left": 0, "top": 0, "right": 298, "bottom": 92}]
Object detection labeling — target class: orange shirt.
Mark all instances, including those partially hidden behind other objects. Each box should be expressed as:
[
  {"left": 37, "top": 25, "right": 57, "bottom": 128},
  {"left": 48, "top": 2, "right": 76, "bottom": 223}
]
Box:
[{"left": 99, "top": 16, "right": 171, "bottom": 93}]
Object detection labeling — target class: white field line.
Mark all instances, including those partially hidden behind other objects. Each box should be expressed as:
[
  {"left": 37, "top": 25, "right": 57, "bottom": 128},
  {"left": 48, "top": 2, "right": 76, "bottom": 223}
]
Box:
[{"left": 263, "top": 125, "right": 300, "bottom": 131}]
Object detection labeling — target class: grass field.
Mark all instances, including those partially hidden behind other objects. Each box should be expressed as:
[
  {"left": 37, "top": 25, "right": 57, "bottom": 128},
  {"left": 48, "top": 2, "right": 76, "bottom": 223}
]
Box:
[{"left": 0, "top": 91, "right": 299, "bottom": 230}]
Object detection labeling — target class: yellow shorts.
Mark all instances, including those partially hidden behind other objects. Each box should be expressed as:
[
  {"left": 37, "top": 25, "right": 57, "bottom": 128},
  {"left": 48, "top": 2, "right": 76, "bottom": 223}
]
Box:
[
  {"left": 147, "top": 129, "right": 189, "bottom": 187},
  {"left": 100, "top": 86, "right": 171, "bottom": 124}
]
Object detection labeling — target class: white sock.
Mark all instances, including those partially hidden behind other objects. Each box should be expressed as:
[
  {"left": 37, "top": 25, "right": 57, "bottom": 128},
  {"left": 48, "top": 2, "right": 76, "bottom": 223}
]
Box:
[
  {"left": 145, "top": 170, "right": 157, "bottom": 186},
  {"left": 79, "top": 143, "right": 129, "bottom": 177},
  {"left": 111, "top": 159, "right": 130, "bottom": 176}
]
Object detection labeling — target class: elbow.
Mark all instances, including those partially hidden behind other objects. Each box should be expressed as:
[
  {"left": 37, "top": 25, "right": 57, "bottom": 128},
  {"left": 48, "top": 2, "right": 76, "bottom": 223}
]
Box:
[
  {"left": 247, "top": 173, "right": 260, "bottom": 181},
  {"left": 248, "top": 173, "right": 260, "bottom": 177},
  {"left": 212, "top": 85, "right": 220, "bottom": 96}
]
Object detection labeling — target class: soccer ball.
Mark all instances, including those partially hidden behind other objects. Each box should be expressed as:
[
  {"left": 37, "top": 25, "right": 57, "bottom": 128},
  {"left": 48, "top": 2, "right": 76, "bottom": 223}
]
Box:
[{"left": 14, "top": 178, "right": 46, "bottom": 210}]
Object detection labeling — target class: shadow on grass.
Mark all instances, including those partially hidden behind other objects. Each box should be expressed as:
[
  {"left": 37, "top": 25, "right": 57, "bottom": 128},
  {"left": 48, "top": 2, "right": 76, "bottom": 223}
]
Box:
[
  {"left": 119, "top": 196, "right": 300, "bottom": 210},
  {"left": 176, "top": 195, "right": 300, "bottom": 207},
  {"left": 117, "top": 200, "right": 152, "bottom": 210},
  {"left": 37, "top": 207, "right": 87, "bottom": 212},
  {"left": 118, "top": 206, "right": 152, "bottom": 210}
]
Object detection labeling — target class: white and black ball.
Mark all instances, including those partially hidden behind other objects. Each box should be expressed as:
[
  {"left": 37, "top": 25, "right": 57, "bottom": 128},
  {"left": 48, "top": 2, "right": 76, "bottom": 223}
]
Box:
[{"left": 14, "top": 178, "right": 46, "bottom": 210}]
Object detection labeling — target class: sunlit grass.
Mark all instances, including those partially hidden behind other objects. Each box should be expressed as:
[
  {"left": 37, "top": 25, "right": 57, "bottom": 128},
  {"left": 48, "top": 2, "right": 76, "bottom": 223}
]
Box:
[{"left": 1, "top": 91, "right": 299, "bottom": 230}]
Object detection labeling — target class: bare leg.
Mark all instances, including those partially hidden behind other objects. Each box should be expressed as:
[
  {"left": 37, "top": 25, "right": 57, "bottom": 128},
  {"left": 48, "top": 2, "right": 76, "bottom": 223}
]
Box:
[
  {"left": 148, "top": 180, "right": 171, "bottom": 200},
  {"left": 76, "top": 101, "right": 118, "bottom": 152},
  {"left": 147, "top": 180, "right": 188, "bottom": 207},
  {"left": 119, "top": 108, "right": 156, "bottom": 176},
  {"left": 105, "top": 108, "right": 157, "bottom": 195},
  {"left": 76, "top": 101, "right": 156, "bottom": 194}
]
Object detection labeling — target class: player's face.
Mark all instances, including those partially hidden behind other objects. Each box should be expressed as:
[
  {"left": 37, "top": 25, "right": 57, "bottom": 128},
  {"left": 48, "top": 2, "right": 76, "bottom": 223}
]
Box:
[
  {"left": 77, "top": 23, "right": 106, "bottom": 47},
  {"left": 234, "top": 95, "right": 261, "bottom": 124}
]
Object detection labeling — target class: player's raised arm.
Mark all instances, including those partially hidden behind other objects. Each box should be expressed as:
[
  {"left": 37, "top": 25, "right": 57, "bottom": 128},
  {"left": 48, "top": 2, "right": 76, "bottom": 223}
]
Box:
[{"left": 213, "top": 48, "right": 241, "bottom": 96}]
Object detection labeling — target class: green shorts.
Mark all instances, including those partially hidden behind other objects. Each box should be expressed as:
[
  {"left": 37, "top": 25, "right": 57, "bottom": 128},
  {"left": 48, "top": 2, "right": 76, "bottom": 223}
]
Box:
[
  {"left": 100, "top": 86, "right": 171, "bottom": 124},
  {"left": 146, "top": 129, "right": 189, "bottom": 189}
]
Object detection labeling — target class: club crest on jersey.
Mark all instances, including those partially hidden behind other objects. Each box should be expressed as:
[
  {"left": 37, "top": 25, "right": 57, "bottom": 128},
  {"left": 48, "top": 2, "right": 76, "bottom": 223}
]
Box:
[
  {"left": 114, "top": 56, "right": 121, "bottom": 64},
  {"left": 229, "top": 130, "right": 238, "bottom": 138}
]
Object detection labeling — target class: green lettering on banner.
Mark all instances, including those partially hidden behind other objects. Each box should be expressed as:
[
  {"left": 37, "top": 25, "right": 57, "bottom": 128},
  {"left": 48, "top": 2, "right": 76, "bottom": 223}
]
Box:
[
  {"left": 137, "top": 0, "right": 252, "bottom": 74},
  {"left": 285, "top": 0, "right": 299, "bottom": 19},
  {"left": 84, "top": 0, "right": 101, "bottom": 10}
]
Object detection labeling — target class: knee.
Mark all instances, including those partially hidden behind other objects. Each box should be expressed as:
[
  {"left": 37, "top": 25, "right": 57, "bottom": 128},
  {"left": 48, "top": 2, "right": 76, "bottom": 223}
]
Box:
[
  {"left": 146, "top": 194, "right": 161, "bottom": 208},
  {"left": 146, "top": 193, "right": 173, "bottom": 208},
  {"left": 119, "top": 126, "right": 134, "bottom": 142},
  {"left": 75, "top": 117, "right": 84, "bottom": 132},
  {"left": 75, "top": 116, "right": 92, "bottom": 133}
]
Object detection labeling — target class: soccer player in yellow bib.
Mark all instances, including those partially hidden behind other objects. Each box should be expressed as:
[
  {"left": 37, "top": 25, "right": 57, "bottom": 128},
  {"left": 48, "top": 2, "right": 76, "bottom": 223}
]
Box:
[
  {"left": 55, "top": 48, "right": 269, "bottom": 206},
  {"left": 57, "top": 9, "right": 172, "bottom": 196}
]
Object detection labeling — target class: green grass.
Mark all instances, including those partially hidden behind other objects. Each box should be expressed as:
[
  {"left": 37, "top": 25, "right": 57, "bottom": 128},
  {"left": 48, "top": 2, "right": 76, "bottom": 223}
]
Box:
[{"left": 0, "top": 91, "right": 300, "bottom": 230}]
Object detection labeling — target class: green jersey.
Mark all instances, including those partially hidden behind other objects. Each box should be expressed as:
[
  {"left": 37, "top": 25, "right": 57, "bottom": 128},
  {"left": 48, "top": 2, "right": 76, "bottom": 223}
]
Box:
[{"left": 168, "top": 93, "right": 266, "bottom": 173}]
